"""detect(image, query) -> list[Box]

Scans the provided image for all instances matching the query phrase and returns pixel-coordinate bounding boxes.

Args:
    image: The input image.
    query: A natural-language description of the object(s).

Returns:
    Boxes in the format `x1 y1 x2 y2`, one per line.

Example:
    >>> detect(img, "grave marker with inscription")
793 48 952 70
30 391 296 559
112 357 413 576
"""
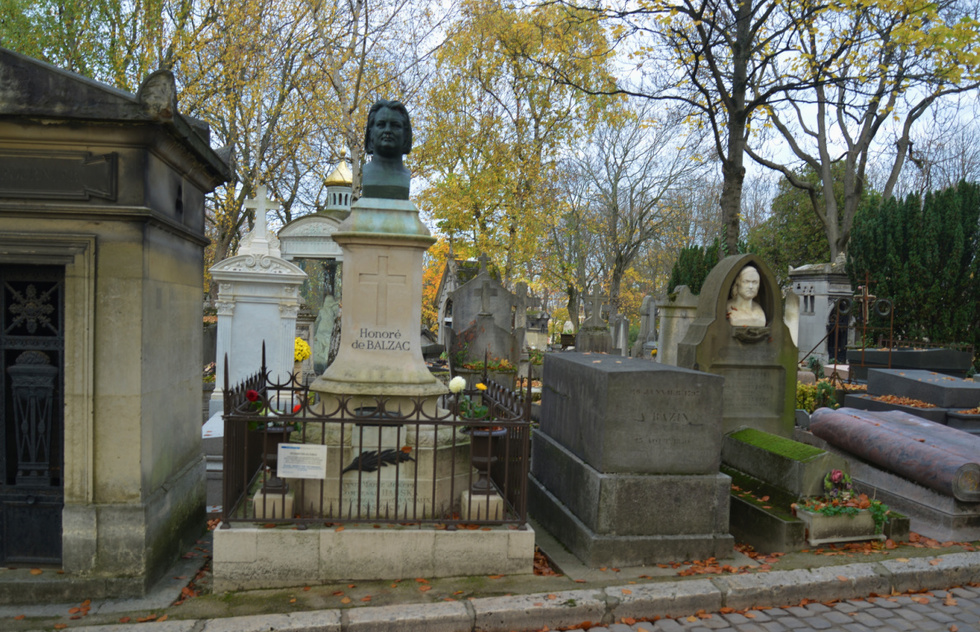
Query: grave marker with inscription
677 254 797 437
528 352 732 567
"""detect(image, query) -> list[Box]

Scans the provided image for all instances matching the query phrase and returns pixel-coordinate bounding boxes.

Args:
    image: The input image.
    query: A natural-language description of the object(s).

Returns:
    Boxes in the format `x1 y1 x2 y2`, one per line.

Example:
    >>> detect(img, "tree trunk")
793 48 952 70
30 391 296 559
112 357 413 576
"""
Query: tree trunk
720 157 745 255
567 285 580 333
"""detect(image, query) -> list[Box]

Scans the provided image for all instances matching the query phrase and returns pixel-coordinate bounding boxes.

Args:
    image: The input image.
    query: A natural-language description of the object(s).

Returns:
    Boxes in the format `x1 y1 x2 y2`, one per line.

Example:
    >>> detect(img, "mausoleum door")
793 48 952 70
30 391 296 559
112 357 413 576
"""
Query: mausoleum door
0 264 65 565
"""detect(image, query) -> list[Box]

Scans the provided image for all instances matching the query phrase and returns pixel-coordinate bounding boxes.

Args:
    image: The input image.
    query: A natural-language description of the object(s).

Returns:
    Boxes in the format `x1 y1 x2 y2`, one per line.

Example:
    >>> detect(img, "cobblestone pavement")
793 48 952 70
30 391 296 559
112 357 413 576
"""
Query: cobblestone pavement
584 585 980 632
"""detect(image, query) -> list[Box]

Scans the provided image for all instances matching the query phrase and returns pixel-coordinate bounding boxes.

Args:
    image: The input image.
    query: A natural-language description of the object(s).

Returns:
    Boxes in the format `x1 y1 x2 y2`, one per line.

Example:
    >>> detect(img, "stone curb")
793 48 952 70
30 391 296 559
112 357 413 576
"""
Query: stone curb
24 552 980 632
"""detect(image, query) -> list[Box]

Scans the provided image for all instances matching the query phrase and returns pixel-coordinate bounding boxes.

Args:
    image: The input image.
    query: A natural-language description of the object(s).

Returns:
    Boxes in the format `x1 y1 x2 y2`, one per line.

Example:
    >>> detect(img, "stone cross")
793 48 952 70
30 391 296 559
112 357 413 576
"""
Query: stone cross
240 184 281 257
359 255 407 327
514 282 528 330
477 252 491 275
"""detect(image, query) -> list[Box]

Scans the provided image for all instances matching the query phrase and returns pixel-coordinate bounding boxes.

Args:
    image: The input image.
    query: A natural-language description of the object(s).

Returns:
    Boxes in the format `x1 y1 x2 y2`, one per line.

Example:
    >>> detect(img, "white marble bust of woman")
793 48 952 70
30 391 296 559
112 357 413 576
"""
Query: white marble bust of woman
726 265 767 327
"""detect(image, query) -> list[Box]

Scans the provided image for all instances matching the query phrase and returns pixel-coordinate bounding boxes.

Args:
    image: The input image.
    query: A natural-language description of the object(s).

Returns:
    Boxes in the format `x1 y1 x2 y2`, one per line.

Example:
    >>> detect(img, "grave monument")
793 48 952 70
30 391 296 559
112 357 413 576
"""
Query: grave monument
677 254 797 436
575 292 612 353
305 100 465 517
529 353 733 566
788 254 852 364
208 186 307 416
657 285 697 365
0 49 230 600
212 100 533 587
309 101 446 406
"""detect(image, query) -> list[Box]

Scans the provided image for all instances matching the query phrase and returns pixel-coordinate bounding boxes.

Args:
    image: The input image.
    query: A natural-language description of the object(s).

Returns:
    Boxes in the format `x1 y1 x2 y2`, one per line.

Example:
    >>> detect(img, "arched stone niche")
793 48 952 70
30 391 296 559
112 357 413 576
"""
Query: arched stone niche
677 254 797 437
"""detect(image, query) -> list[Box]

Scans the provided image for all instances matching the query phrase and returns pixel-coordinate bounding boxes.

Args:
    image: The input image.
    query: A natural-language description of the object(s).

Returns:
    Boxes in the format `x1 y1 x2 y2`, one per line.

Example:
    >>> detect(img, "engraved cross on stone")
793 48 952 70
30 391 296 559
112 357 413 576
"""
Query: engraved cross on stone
479 280 498 315
360 255 407 327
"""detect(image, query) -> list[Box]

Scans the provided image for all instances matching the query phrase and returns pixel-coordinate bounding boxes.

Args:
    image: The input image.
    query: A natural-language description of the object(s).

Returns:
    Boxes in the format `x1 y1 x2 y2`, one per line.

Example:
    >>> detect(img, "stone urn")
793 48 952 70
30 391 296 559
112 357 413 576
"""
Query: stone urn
464 427 507 495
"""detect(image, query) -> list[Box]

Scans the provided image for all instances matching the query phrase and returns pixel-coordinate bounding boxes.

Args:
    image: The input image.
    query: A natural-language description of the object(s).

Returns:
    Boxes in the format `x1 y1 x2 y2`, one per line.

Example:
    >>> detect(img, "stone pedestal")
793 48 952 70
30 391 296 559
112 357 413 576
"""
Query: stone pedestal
310 197 447 413
460 491 505 521
293 422 470 520
307 196 458 519
252 489 294 520
657 286 698 366
529 353 732 567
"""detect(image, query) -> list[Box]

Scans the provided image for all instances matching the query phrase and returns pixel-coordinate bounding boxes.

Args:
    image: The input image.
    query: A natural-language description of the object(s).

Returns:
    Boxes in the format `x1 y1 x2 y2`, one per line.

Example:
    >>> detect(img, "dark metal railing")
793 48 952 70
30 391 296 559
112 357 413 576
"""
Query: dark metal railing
220 350 532 530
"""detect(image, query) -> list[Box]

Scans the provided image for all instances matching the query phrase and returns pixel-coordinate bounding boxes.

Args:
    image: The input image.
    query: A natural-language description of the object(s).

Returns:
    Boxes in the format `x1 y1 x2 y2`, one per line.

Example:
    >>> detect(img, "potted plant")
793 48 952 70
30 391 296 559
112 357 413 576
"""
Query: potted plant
792 469 892 546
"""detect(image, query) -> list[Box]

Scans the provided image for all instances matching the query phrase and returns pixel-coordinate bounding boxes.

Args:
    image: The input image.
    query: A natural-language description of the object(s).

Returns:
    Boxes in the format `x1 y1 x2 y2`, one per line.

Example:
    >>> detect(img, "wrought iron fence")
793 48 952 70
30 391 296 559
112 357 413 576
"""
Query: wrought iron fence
220 351 532 530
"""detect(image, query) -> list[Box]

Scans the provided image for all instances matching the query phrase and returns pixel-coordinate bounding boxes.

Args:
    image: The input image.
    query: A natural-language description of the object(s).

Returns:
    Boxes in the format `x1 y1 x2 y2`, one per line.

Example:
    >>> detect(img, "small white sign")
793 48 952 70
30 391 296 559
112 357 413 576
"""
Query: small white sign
277 443 327 479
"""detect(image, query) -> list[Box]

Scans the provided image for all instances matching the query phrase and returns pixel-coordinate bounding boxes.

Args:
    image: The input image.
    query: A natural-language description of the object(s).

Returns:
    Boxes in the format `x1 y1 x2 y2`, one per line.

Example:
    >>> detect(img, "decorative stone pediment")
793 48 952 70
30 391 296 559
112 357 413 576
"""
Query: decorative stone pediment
209 253 306 281
279 214 345 260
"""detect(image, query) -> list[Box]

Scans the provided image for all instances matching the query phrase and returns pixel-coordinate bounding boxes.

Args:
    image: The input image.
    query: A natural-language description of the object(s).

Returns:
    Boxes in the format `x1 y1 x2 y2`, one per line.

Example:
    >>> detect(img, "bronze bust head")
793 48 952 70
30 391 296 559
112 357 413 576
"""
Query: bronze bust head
361 100 412 200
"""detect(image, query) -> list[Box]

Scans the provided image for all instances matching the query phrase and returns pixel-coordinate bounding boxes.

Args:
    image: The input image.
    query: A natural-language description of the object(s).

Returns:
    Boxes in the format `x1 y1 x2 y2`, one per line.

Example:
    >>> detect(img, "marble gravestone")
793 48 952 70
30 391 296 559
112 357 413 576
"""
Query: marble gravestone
677 255 797 437
208 186 307 415
529 353 732 566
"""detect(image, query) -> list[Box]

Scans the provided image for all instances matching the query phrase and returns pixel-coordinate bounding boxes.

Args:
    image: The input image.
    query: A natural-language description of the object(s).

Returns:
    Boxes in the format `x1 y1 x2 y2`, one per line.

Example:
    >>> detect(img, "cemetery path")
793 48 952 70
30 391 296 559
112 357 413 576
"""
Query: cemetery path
2 526 979 632
585 587 980 631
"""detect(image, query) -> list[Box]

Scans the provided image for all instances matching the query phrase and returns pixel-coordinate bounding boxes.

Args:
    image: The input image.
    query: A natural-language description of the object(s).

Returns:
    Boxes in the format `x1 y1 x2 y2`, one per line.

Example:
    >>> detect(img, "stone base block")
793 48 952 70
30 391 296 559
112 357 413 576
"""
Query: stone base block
728 494 805 555
252 489 294 520
528 475 733 567
721 427 845 498
460 491 504 521
868 369 980 407
844 394 948 424
212 523 535 591
531 431 731 536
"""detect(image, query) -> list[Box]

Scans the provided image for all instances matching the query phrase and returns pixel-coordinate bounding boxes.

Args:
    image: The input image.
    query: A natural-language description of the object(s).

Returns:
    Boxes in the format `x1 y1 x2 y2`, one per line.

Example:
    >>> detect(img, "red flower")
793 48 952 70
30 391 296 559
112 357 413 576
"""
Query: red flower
246 389 260 402
830 469 843 483
292 403 302 413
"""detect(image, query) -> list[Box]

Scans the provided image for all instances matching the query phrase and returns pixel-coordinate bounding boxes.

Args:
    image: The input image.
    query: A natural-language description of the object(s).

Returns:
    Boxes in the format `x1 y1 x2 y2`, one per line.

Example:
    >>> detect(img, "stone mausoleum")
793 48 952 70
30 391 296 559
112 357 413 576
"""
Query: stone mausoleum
0 49 229 599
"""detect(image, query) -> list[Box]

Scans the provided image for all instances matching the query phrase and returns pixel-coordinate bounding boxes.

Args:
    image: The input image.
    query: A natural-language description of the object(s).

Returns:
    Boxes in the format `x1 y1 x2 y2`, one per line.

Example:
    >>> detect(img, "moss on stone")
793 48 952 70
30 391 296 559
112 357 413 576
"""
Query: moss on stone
728 427 824 462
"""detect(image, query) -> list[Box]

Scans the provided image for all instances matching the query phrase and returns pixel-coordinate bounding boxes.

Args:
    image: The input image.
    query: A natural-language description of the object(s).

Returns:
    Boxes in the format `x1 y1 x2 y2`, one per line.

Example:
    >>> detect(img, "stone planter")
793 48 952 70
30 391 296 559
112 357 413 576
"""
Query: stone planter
293 361 304 385
797 508 884 546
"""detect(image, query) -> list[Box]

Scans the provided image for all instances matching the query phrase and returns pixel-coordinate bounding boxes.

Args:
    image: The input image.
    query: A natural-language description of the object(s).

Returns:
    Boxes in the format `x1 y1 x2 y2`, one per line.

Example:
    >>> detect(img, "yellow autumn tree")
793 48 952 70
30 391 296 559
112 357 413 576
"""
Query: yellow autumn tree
414 0 617 287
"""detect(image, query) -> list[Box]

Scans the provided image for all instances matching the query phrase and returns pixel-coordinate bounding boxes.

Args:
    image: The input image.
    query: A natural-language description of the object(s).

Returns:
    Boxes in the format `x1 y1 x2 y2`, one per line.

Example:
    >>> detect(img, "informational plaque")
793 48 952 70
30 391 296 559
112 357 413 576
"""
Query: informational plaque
277 444 327 479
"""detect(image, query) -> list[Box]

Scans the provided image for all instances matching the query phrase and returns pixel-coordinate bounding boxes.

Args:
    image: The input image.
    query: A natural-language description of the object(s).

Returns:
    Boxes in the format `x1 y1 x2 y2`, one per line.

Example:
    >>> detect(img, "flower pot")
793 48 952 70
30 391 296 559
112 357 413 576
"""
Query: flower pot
797 508 883 546
465 427 507 495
